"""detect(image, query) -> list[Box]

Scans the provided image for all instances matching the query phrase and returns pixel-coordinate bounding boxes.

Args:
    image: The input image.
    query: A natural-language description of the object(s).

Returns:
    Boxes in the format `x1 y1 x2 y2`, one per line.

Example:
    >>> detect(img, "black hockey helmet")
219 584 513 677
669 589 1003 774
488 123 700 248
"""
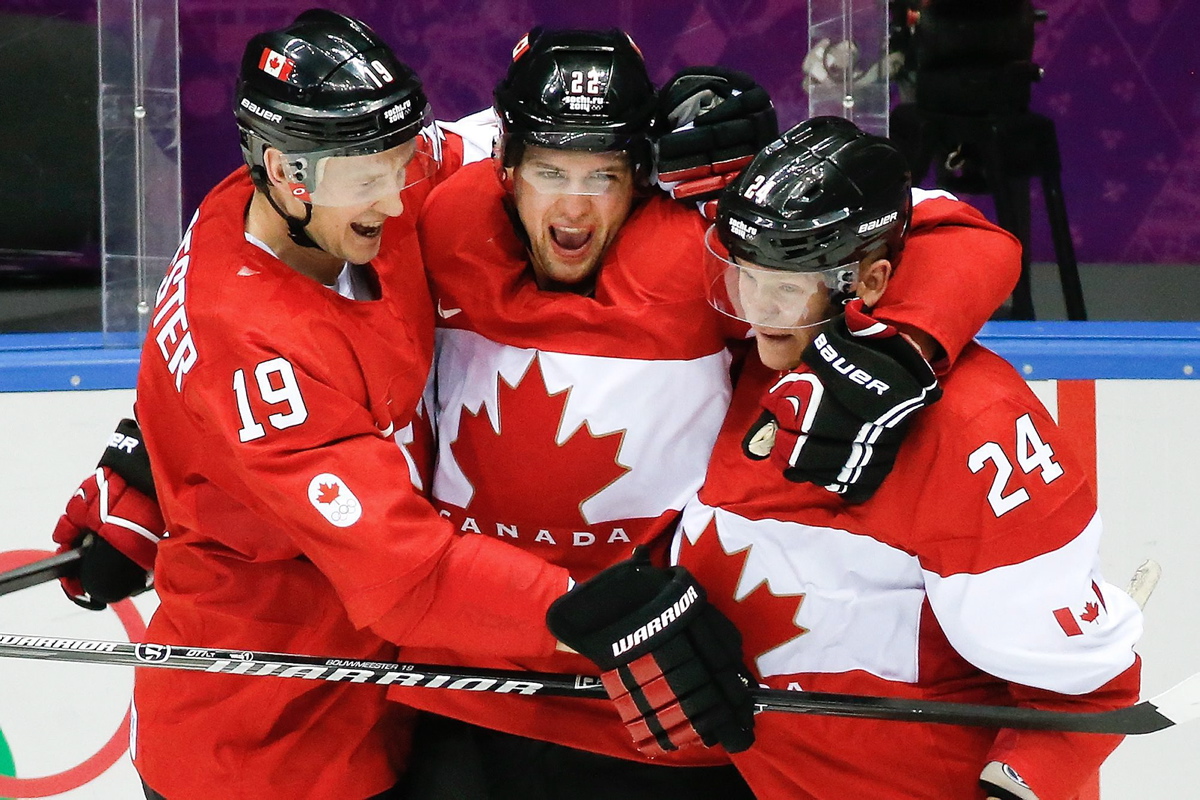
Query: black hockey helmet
234 9 431 199
716 116 912 272
704 117 912 330
493 27 657 185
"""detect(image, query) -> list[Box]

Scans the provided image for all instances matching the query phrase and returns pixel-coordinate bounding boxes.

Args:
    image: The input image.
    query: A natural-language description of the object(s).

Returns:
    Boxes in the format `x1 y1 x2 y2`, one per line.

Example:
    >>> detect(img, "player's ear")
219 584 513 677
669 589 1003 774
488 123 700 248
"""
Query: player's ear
261 148 289 188
856 257 892 306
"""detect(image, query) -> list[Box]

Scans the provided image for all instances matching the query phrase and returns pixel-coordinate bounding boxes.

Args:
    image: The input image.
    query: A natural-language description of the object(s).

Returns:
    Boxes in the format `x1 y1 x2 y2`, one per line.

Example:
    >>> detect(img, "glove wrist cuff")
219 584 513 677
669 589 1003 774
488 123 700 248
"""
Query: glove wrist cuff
98 419 156 499
593 570 705 668
549 565 707 671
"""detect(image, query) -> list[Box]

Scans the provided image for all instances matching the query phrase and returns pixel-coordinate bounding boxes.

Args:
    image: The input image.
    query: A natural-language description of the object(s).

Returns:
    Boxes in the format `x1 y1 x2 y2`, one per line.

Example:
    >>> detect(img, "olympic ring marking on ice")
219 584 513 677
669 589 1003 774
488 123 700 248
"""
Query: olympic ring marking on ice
0 550 147 798
0 725 16 791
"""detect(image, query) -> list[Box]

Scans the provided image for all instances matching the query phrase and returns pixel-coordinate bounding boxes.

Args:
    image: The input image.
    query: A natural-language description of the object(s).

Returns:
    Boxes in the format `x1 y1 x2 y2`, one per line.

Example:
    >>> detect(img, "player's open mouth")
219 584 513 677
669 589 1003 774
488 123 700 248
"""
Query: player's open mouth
350 222 383 239
550 225 593 257
754 329 794 342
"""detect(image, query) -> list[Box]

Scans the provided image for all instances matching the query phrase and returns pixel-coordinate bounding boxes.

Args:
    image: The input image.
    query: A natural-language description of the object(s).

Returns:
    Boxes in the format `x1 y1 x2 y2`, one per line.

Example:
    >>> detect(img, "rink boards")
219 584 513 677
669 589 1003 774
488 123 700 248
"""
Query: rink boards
0 322 1197 799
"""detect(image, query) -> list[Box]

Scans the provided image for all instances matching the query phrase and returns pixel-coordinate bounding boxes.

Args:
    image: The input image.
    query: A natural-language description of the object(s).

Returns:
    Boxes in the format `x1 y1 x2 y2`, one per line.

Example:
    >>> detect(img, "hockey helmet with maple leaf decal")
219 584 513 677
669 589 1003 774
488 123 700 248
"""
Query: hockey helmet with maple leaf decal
235 9 435 224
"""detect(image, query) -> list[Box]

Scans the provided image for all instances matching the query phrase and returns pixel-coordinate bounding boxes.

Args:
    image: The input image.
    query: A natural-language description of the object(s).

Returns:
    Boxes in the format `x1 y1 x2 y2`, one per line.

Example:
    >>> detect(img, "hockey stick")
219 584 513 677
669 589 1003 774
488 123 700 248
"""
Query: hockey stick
0 550 81 597
1125 558 1161 611
0 632 1195 736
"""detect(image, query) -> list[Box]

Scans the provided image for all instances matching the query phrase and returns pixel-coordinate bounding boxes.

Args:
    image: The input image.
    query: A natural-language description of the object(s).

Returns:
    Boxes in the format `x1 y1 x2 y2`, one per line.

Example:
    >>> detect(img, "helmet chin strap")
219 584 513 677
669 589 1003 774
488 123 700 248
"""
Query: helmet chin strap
263 187 322 250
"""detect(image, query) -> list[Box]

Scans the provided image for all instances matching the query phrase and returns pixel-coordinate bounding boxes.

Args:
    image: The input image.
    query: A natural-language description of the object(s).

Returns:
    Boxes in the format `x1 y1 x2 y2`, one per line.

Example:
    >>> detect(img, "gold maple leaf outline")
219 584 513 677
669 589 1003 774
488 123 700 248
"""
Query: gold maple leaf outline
452 353 634 521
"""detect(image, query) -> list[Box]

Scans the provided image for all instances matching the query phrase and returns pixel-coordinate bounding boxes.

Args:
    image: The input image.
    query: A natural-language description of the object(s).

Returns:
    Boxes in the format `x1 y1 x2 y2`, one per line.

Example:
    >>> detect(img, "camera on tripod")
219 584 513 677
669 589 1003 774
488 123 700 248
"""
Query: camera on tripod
888 0 1087 320
892 0 1045 116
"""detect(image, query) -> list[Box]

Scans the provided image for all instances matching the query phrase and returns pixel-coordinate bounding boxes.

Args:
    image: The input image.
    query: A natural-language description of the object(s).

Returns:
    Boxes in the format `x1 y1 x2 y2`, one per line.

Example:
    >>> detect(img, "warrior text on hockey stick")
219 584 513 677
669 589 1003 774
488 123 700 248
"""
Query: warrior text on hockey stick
0 632 1196 735
0 550 82 597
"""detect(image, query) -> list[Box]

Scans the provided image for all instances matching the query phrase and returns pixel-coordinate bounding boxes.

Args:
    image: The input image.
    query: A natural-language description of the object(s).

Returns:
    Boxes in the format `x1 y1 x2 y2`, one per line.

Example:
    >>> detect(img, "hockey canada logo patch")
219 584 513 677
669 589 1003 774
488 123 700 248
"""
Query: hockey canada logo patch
308 473 362 527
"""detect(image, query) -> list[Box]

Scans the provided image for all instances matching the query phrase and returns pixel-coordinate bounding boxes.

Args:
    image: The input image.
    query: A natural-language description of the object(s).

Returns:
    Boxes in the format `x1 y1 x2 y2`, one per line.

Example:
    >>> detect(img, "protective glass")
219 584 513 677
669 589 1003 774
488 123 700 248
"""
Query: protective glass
514 158 631 196
282 142 437 207
704 225 856 330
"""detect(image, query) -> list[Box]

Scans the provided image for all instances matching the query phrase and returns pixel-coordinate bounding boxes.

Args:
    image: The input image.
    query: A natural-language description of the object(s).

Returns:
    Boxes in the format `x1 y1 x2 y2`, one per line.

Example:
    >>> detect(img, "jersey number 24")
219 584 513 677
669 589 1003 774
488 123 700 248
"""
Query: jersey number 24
967 413 1064 517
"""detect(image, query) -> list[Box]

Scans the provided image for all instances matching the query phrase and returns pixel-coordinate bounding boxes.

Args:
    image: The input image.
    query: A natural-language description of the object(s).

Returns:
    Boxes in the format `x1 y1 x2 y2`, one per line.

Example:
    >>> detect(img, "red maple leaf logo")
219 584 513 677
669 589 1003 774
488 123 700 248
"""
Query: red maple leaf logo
1080 601 1100 624
450 356 629 527
679 520 807 672
268 54 282 70
317 483 340 504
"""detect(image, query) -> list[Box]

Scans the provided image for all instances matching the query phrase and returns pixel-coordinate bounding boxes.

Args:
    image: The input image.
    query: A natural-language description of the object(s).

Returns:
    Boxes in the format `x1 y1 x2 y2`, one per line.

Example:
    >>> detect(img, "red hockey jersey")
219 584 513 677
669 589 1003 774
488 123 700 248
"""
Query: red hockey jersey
133 168 569 800
385 164 1026 764
677 346 1143 799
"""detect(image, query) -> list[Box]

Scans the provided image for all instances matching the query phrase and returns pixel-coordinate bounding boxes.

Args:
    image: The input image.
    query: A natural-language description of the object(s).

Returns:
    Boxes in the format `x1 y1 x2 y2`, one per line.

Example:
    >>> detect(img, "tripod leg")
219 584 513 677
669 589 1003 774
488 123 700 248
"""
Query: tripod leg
891 103 936 184
1043 170 1087 320
1007 175 1035 320
986 134 1036 320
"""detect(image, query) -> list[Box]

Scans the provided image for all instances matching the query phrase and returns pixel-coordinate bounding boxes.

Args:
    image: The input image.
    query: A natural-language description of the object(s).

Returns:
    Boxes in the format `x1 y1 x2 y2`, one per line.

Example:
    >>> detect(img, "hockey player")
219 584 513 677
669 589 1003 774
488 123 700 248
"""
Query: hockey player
562 117 1143 799
386 27 1032 799
108 12 576 800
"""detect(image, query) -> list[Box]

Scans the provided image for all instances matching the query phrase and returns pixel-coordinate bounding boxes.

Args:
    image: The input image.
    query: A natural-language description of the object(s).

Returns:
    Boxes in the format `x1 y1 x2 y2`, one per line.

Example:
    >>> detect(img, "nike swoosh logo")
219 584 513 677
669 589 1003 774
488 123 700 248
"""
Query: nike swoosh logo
437 301 462 319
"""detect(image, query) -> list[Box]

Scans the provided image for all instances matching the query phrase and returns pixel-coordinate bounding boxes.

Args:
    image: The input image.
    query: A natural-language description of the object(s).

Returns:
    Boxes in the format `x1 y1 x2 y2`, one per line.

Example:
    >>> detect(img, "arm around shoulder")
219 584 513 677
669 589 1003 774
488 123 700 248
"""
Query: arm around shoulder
874 191 1022 368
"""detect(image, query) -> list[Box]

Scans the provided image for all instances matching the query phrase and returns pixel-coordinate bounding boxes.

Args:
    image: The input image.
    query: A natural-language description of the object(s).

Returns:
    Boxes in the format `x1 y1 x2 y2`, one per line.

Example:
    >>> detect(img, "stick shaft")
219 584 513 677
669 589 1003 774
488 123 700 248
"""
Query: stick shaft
0 550 81 597
0 633 1178 735
0 633 605 697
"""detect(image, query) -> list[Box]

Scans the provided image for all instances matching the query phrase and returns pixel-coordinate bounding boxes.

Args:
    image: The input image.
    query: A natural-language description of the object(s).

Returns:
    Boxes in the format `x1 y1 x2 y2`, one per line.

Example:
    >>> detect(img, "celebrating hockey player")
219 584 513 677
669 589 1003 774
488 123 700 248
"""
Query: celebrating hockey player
108 12 577 800
655 117 1140 799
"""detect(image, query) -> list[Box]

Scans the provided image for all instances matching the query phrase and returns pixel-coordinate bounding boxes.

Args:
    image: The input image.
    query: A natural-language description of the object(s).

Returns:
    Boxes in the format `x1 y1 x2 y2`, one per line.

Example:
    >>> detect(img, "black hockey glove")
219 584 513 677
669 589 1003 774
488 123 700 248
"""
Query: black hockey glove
746 300 942 504
51 418 161 609
546 549 755 756
654 66 778 207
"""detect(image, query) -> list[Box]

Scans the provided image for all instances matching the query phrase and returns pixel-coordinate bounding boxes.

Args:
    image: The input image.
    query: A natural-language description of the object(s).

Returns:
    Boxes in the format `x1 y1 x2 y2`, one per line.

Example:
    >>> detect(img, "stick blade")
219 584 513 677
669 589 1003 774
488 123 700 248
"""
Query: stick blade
1147 672 1200 727
1125 559 1162 611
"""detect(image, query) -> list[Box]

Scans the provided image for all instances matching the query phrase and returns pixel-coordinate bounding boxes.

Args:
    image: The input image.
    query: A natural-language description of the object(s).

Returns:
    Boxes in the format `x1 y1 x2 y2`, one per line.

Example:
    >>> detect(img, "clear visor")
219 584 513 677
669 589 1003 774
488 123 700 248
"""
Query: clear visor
282 140 437 207
703 225 857 330
514 158 630 196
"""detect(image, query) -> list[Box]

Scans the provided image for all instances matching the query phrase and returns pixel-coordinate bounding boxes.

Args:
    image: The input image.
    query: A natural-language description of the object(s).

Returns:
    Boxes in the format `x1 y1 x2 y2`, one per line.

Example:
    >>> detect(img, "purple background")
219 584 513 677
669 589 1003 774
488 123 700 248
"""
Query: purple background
6 0 1200 263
